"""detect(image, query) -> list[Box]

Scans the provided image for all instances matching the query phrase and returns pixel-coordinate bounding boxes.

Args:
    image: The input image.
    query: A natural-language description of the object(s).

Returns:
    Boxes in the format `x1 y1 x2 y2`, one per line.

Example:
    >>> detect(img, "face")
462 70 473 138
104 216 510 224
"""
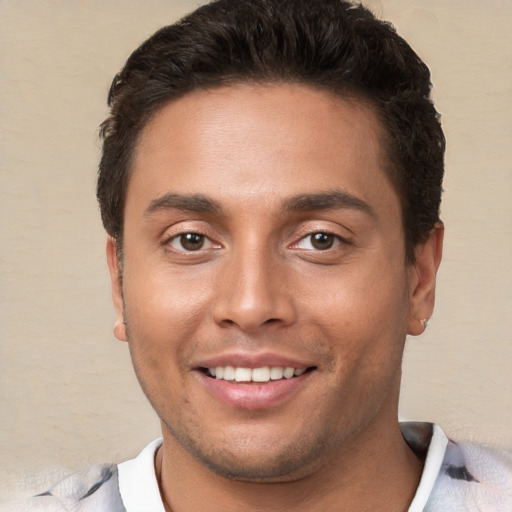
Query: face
108 84 440 481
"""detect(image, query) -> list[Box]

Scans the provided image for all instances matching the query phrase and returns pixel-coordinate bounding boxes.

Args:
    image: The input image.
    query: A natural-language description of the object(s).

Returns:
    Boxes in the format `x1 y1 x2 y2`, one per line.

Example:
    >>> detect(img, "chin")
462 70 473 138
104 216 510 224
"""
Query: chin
167 418 335 482
194 448 322 482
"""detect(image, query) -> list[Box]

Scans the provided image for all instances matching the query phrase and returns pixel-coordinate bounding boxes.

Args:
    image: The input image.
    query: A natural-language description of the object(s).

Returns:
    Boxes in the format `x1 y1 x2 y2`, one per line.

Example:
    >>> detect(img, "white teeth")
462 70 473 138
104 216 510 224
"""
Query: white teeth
252 367 271 382
223 366 235 381
283 367 294 379
235 367 252 382
211 366 306 382
270 367 284 380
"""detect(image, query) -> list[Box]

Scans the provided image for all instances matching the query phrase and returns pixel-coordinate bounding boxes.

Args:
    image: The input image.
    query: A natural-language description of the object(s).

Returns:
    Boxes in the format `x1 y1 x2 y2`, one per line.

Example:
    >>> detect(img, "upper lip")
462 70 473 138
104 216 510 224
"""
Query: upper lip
193 351 316 370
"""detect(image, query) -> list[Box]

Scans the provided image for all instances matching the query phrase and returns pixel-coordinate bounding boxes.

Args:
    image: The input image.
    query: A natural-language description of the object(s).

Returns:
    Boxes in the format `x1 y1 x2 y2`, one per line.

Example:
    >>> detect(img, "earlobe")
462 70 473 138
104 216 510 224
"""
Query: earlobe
407 222 444 336
106 237 128 342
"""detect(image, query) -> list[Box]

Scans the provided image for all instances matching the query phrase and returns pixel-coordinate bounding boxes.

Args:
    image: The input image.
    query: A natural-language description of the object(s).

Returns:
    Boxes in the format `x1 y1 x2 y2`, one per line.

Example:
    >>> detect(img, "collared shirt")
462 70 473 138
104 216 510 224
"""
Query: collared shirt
3 423 511 511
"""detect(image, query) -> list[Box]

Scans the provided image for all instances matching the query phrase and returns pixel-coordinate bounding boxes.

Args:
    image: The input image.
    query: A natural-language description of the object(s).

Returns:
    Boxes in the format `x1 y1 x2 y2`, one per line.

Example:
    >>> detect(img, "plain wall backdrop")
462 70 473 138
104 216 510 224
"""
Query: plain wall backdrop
1 0 511 500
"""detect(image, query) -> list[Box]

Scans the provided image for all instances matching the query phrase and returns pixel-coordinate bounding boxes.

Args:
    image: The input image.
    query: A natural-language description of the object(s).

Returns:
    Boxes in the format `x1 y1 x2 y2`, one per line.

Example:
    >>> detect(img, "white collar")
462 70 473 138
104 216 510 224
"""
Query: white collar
118 438 164 512
406 423 448 512
117 423 448 512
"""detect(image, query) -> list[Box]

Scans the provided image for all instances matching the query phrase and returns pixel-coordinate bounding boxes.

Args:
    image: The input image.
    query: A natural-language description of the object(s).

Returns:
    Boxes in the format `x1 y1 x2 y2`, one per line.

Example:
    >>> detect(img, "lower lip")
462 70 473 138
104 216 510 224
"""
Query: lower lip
197 372 311 410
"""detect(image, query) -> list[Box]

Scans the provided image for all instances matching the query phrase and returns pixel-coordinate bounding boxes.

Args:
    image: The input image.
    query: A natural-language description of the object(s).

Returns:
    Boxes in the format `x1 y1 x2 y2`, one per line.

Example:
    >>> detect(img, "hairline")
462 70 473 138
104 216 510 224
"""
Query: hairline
114 79 414 265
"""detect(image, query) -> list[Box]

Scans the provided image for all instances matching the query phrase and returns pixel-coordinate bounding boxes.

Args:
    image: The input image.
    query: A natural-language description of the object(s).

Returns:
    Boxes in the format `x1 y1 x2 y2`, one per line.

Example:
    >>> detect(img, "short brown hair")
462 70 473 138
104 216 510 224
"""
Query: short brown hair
97 0 445 262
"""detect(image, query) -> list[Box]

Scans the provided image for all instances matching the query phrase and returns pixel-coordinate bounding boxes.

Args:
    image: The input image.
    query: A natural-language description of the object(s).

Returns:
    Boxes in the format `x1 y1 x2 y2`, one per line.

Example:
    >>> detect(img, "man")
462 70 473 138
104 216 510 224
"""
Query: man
5 0 511 510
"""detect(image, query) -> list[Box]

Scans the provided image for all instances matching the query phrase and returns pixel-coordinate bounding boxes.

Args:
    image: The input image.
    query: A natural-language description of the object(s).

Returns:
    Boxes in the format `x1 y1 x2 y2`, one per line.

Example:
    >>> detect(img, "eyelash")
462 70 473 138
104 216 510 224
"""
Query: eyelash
291 231 347 251
164 230 347 253
165 232 218 252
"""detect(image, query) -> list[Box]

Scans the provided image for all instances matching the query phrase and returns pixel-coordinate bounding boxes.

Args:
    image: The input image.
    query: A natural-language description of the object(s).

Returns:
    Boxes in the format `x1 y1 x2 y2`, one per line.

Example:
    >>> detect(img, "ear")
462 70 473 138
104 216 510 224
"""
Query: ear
106 237 128 342
407 222 444 336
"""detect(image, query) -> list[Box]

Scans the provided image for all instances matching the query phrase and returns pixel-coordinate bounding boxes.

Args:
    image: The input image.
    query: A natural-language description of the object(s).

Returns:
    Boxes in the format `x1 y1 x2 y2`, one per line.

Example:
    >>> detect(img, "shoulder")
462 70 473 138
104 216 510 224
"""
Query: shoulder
0 464 126 512
426 439 512 511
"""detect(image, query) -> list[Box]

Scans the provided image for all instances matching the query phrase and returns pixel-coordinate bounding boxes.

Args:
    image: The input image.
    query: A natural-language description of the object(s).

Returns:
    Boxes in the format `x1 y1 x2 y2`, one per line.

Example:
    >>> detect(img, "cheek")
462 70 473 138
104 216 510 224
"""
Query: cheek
124 263 212 324
300 260 410 325
301 265 410 369
122 275 200 396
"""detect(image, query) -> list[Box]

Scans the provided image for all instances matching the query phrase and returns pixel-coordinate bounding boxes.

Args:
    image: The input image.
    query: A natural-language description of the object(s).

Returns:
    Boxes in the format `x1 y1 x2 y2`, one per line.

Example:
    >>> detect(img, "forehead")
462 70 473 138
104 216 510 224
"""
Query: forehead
128 83 398 217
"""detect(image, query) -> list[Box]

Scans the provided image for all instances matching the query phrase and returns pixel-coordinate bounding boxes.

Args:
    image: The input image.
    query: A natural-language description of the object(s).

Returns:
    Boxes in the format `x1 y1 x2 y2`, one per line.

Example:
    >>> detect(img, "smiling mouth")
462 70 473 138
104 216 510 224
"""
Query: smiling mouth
200 366 316 383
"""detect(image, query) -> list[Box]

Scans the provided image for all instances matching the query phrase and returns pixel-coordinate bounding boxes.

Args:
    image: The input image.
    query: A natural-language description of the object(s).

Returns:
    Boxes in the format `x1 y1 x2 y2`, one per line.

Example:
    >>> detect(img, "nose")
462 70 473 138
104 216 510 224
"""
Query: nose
212 246 296 332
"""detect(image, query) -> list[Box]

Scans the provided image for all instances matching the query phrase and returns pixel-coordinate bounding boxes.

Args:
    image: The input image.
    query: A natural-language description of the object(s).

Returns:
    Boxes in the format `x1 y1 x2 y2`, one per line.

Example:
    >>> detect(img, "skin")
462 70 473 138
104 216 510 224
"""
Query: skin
107 83 443 511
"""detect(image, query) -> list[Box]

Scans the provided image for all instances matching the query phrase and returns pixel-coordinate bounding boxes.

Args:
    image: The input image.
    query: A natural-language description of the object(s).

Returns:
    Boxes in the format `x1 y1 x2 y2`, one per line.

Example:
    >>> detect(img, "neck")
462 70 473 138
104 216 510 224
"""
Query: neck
155 420 424 512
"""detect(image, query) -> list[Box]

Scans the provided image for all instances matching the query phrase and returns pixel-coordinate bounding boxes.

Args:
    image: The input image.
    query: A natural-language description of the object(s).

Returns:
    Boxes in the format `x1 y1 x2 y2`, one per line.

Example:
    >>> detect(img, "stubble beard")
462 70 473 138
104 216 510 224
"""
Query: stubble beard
127 343 350 482
121 303 405 484
121 308 351 482
159 411 345 482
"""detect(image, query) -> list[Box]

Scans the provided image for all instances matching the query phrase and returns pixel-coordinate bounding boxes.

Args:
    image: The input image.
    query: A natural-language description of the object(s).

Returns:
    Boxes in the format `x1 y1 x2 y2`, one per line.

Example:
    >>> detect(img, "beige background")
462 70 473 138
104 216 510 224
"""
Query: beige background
1 0 511 500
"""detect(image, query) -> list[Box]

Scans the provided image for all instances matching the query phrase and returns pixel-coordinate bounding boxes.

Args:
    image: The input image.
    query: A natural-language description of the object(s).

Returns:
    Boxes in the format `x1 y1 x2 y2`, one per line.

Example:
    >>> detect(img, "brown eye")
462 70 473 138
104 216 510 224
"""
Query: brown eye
178 233 205 251
167 231 220 254
310 233 336 250
294 232 341 251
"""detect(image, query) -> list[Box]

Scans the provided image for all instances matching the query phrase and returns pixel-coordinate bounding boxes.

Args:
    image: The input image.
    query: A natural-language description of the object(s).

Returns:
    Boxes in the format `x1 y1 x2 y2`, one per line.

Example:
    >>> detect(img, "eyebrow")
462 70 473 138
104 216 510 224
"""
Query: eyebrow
145 193 222 216
144 190 375 218
283 191 375 217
